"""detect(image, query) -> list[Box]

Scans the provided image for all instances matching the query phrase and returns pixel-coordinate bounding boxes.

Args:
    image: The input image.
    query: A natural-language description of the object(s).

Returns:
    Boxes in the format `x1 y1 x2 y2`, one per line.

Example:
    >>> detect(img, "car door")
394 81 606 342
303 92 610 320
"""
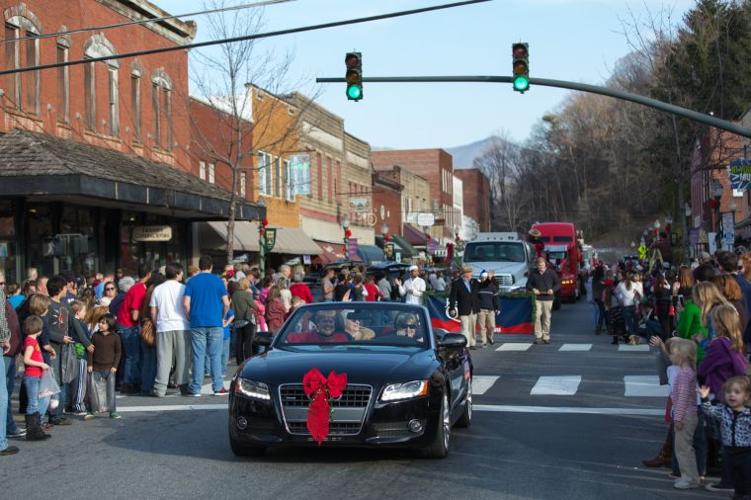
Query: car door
435 332 469 412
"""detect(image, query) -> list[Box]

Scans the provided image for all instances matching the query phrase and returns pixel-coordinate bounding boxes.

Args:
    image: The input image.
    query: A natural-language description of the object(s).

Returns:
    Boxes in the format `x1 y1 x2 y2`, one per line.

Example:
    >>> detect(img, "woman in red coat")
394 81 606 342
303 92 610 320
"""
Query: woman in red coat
289 272 313 304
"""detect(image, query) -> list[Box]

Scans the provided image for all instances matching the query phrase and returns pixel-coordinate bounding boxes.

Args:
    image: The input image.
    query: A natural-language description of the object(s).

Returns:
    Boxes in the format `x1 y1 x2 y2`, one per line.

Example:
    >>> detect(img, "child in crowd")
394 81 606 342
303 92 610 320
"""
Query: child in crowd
22 315 52 441
669 338 701 489
87 313 122 419
70 300 94 416
700 376 751 499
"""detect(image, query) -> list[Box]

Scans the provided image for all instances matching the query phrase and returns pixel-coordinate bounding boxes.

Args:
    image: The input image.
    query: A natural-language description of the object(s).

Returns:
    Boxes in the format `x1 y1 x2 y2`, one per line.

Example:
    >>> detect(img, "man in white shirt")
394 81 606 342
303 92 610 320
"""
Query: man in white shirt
149 263 192 397
398 265 427 305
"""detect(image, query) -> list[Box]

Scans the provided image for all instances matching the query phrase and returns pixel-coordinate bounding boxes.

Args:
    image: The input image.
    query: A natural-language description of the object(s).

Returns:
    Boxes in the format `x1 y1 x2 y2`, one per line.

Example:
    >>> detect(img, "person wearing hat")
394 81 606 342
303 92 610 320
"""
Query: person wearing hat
477 271 500 346
449 265 480 349
397 265 426 306
529 229 545 259
345 311 375 341
526 257 560 344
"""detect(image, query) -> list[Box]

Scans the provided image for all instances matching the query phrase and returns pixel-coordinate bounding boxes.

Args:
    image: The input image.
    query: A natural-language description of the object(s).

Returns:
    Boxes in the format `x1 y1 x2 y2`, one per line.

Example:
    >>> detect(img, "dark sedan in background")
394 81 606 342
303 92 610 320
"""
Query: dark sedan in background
229 302 472 458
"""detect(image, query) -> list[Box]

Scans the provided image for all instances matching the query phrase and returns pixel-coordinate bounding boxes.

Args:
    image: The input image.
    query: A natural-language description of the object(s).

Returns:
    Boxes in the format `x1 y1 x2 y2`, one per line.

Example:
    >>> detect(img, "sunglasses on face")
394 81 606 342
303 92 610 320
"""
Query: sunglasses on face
105 287 115 291
399 323 417 329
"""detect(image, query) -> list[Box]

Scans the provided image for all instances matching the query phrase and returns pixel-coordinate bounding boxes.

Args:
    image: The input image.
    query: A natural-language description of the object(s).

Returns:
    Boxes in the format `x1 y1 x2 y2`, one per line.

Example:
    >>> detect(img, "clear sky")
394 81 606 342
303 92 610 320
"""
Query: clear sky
153 0 696 149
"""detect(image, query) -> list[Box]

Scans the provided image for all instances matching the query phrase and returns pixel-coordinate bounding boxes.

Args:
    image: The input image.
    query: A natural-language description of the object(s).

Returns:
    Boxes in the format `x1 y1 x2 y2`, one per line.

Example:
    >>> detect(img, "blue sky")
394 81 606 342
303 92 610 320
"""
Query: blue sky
154 0 696 149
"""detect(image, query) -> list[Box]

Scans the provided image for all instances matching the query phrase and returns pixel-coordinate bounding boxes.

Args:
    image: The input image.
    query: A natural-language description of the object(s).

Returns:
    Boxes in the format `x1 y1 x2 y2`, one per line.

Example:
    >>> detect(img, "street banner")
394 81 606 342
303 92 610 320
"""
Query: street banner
426 295 534 334
264 229 277 252
347 238 359 260
729 159 751 191
722 212 735 251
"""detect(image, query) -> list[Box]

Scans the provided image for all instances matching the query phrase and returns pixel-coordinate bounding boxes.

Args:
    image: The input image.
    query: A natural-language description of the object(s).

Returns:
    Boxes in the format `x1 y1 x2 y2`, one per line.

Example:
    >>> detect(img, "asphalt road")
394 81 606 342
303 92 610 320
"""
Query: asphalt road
1 300 725 500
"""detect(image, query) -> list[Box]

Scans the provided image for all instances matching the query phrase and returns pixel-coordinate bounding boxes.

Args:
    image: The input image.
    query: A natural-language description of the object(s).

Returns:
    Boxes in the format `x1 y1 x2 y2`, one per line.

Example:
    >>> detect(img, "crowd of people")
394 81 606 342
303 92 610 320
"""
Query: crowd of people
0 257 465 456
589 250 751 495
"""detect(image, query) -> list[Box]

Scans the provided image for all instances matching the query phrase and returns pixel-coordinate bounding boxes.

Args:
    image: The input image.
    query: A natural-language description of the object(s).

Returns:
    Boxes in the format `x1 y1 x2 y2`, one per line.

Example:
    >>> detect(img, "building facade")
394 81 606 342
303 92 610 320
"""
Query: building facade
454 168 491 233
0 1 262 283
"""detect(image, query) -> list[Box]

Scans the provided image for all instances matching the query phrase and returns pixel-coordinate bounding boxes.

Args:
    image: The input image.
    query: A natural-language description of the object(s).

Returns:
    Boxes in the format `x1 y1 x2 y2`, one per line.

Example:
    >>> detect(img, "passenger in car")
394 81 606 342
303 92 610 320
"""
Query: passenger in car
286 310 352 344
394 312 423 341
345 311 375 341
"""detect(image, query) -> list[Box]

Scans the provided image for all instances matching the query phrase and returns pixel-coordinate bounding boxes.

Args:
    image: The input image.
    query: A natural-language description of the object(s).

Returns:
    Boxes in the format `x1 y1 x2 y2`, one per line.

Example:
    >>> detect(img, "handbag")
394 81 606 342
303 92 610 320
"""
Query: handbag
140 318 155 347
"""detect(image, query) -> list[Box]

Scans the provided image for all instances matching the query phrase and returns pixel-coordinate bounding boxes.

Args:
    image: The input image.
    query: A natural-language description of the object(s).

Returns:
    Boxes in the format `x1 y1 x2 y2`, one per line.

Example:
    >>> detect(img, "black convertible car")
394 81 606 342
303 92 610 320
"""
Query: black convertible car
229 302 473 458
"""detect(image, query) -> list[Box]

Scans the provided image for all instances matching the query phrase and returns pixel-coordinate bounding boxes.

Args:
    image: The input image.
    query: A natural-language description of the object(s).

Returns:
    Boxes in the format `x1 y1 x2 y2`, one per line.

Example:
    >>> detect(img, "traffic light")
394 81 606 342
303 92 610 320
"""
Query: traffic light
512 42 529 93
345 51 363 101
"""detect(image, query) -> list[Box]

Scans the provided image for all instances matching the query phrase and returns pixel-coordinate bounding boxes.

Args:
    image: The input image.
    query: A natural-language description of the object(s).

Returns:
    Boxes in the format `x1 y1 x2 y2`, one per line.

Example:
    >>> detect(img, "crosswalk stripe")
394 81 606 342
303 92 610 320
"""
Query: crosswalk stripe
558 343 592 352
472 375 500 395
473 404 663 416
618 344 651 352
530 376 581 395
623 375 670 397
496 343 532 352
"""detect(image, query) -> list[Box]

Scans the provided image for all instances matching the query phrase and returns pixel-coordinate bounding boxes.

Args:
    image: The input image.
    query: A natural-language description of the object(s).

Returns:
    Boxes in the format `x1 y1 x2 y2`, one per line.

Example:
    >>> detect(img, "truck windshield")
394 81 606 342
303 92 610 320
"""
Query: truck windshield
464 242 525 263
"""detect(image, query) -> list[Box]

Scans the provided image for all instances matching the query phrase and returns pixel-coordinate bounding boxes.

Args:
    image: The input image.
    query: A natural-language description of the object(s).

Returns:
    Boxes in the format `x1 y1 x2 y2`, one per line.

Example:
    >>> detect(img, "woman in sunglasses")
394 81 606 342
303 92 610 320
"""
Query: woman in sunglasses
98 282 118 307
394 312 421 339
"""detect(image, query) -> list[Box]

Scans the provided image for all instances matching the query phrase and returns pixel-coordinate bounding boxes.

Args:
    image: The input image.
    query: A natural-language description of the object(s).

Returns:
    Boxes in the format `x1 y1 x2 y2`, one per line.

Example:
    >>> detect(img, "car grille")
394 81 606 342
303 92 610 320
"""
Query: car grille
495 274 513 286
278 383 373 437
279 385 372 408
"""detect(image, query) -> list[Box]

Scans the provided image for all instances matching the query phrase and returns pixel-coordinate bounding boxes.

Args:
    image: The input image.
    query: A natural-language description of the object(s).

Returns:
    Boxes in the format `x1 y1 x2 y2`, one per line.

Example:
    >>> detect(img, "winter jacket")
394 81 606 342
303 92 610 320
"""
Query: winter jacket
701 402 751 448
265 298 286 334
477 280 500 311
4 299 22 356
676 299 707 362
697 336 748 402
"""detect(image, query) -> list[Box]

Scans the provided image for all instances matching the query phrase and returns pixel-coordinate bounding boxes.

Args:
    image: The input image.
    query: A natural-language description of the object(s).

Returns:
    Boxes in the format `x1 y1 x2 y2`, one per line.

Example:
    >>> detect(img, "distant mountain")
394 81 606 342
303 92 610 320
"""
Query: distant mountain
446 135 509 170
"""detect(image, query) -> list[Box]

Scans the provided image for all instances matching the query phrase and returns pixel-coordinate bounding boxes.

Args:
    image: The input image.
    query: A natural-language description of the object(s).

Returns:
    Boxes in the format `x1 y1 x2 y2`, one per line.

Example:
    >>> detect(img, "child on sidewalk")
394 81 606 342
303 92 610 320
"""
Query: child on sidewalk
70 300 94 416
22 315 52 441
669 338 701 489
700 376 751 499
87 314 121 419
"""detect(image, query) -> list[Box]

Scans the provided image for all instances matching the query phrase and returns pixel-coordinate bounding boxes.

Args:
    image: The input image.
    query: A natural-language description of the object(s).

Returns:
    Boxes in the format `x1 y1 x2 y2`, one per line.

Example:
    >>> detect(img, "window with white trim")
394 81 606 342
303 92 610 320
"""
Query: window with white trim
258 151 270 195
83 34 119 135
57 41 69 123
199 161 206 180
4 14 40 114
208 163 215 184
284 159 293 201
240 172 247 197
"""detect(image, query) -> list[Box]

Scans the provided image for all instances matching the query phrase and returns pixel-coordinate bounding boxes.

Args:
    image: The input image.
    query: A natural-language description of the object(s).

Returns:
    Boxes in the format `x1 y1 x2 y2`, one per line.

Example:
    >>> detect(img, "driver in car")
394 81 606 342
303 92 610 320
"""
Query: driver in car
345 311 375 341
286 310 352 344
394 312 423 341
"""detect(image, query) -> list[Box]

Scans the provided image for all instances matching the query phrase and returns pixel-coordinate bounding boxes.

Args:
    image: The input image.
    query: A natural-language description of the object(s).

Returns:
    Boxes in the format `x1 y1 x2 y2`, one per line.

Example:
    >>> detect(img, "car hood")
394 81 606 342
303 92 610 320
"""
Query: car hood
240 347 437 386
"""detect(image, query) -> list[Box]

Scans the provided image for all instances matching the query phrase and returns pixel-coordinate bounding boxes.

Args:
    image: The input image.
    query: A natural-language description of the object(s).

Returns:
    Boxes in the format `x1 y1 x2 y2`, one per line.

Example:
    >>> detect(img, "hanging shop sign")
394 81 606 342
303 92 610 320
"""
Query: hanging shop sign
132 226 172 242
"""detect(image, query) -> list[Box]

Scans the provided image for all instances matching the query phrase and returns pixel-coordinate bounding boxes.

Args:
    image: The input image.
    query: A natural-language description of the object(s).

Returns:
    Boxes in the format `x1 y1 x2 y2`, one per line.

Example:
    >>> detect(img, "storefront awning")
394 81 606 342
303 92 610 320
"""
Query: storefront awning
390 235 417 258
313 241 363 265
357 244 385 264
0 129 263 221
403 223 430 246
200 221 320 255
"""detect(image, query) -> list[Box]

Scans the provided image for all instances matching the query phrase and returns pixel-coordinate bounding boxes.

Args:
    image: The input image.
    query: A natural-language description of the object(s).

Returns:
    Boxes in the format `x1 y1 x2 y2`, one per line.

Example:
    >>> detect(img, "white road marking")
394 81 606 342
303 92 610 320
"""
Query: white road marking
473 404 663 416
472 375 500 395
618 344 651 352
496 343 533 352
558 343 592 352
118 404 227 413
624 375 670 397
530 376 582 396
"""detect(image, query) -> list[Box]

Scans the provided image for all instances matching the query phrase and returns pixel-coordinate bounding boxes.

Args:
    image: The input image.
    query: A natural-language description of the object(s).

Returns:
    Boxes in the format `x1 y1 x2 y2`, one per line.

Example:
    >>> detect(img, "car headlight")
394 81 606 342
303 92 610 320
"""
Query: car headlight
380 380 429 402
235 378 271 400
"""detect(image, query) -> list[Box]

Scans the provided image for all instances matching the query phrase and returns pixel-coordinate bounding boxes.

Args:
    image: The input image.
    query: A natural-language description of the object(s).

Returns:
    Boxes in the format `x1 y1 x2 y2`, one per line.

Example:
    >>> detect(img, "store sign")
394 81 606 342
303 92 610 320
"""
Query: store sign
132 225 172 242
729 159 751 191
417 213 435 227
264 228 277 252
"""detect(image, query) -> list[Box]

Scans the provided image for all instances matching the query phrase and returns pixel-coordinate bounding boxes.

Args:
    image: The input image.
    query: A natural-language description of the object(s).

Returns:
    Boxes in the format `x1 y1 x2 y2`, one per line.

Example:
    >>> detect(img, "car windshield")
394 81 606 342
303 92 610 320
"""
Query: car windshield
277 304 429 348
463 242 525 263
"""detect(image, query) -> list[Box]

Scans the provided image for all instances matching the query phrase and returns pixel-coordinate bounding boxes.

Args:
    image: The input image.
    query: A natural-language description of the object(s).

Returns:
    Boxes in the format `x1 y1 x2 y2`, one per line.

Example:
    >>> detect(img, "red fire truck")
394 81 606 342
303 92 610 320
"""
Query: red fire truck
530 222 582 303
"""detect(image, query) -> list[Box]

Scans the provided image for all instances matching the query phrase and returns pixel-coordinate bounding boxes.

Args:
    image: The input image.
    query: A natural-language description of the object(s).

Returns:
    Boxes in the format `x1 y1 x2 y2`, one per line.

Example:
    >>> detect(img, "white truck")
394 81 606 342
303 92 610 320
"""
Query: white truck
462 232 536 293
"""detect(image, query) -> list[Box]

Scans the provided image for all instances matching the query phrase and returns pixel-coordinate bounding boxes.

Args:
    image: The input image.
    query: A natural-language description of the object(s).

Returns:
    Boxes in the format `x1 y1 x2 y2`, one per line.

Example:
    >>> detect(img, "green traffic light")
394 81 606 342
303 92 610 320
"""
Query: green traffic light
513 76 529 92
347 84 363 100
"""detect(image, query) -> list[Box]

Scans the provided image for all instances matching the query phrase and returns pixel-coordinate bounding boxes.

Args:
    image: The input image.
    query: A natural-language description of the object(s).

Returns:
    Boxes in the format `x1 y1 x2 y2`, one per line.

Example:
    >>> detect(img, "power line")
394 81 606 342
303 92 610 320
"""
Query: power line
0 0 491 76
0 0 295 46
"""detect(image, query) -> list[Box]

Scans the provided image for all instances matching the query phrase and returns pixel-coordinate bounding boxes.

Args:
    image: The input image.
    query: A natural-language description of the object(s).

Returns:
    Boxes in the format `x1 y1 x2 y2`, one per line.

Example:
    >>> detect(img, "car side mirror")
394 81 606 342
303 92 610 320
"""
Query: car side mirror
255 333 273 348
437 333 467 349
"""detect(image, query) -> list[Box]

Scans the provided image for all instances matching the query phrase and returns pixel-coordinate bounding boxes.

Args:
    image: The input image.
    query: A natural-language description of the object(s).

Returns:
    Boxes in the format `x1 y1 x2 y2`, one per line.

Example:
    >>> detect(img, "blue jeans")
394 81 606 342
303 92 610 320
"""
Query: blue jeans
118 326 141 385
189 327 224 394
222 336 230 377
140 344 156 395
0 355 7 451
4 355 18 435
23 376 50 417
622 305 637 334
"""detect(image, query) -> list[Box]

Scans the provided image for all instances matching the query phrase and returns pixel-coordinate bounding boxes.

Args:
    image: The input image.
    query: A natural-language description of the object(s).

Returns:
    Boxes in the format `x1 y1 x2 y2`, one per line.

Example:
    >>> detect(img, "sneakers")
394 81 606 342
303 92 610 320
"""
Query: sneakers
673 479 699 489
0 446 19 456
543 339 551 344
84 413 96 421
705 482 734 492
109 412 121 419
7 428 26 439
213 388 229 396
187 391 201 397
49 416 72 426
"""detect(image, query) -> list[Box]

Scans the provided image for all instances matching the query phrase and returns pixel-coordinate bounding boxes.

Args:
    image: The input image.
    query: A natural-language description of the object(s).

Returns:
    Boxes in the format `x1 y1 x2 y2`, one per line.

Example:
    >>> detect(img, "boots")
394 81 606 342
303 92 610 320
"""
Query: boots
25 413 51 441
642 427 672 467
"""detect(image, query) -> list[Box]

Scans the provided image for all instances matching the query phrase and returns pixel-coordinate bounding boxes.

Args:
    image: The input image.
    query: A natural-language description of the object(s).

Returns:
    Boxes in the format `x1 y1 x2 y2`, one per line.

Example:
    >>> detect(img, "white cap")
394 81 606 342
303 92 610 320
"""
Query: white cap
480 271 489 278
409 265 419 272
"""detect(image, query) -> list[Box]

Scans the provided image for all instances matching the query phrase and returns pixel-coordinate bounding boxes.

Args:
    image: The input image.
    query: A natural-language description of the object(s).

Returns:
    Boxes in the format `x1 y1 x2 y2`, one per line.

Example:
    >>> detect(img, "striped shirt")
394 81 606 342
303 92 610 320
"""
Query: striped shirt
671 366 698 422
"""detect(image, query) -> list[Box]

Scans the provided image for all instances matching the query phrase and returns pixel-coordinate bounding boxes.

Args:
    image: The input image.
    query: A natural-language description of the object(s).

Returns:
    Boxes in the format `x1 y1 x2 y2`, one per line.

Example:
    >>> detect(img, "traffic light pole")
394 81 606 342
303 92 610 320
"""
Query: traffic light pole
315 75 751 139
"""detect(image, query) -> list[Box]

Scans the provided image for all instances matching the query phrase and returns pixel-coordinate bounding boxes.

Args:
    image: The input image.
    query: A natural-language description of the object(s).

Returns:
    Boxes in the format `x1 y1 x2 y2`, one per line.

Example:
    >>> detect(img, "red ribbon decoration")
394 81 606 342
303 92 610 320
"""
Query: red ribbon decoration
302 368 348 445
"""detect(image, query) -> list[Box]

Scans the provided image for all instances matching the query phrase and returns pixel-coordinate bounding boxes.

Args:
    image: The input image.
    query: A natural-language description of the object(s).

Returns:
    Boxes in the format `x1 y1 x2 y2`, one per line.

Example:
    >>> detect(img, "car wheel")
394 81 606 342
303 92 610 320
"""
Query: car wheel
420 390 450 459
455 379 472 428
230 434 265 457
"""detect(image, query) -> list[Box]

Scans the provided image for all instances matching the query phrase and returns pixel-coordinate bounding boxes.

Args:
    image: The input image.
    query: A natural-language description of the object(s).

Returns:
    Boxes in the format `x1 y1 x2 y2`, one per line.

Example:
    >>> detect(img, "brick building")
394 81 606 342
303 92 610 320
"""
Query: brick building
0 1 262 282
372 149 457 245
454 168 491 233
